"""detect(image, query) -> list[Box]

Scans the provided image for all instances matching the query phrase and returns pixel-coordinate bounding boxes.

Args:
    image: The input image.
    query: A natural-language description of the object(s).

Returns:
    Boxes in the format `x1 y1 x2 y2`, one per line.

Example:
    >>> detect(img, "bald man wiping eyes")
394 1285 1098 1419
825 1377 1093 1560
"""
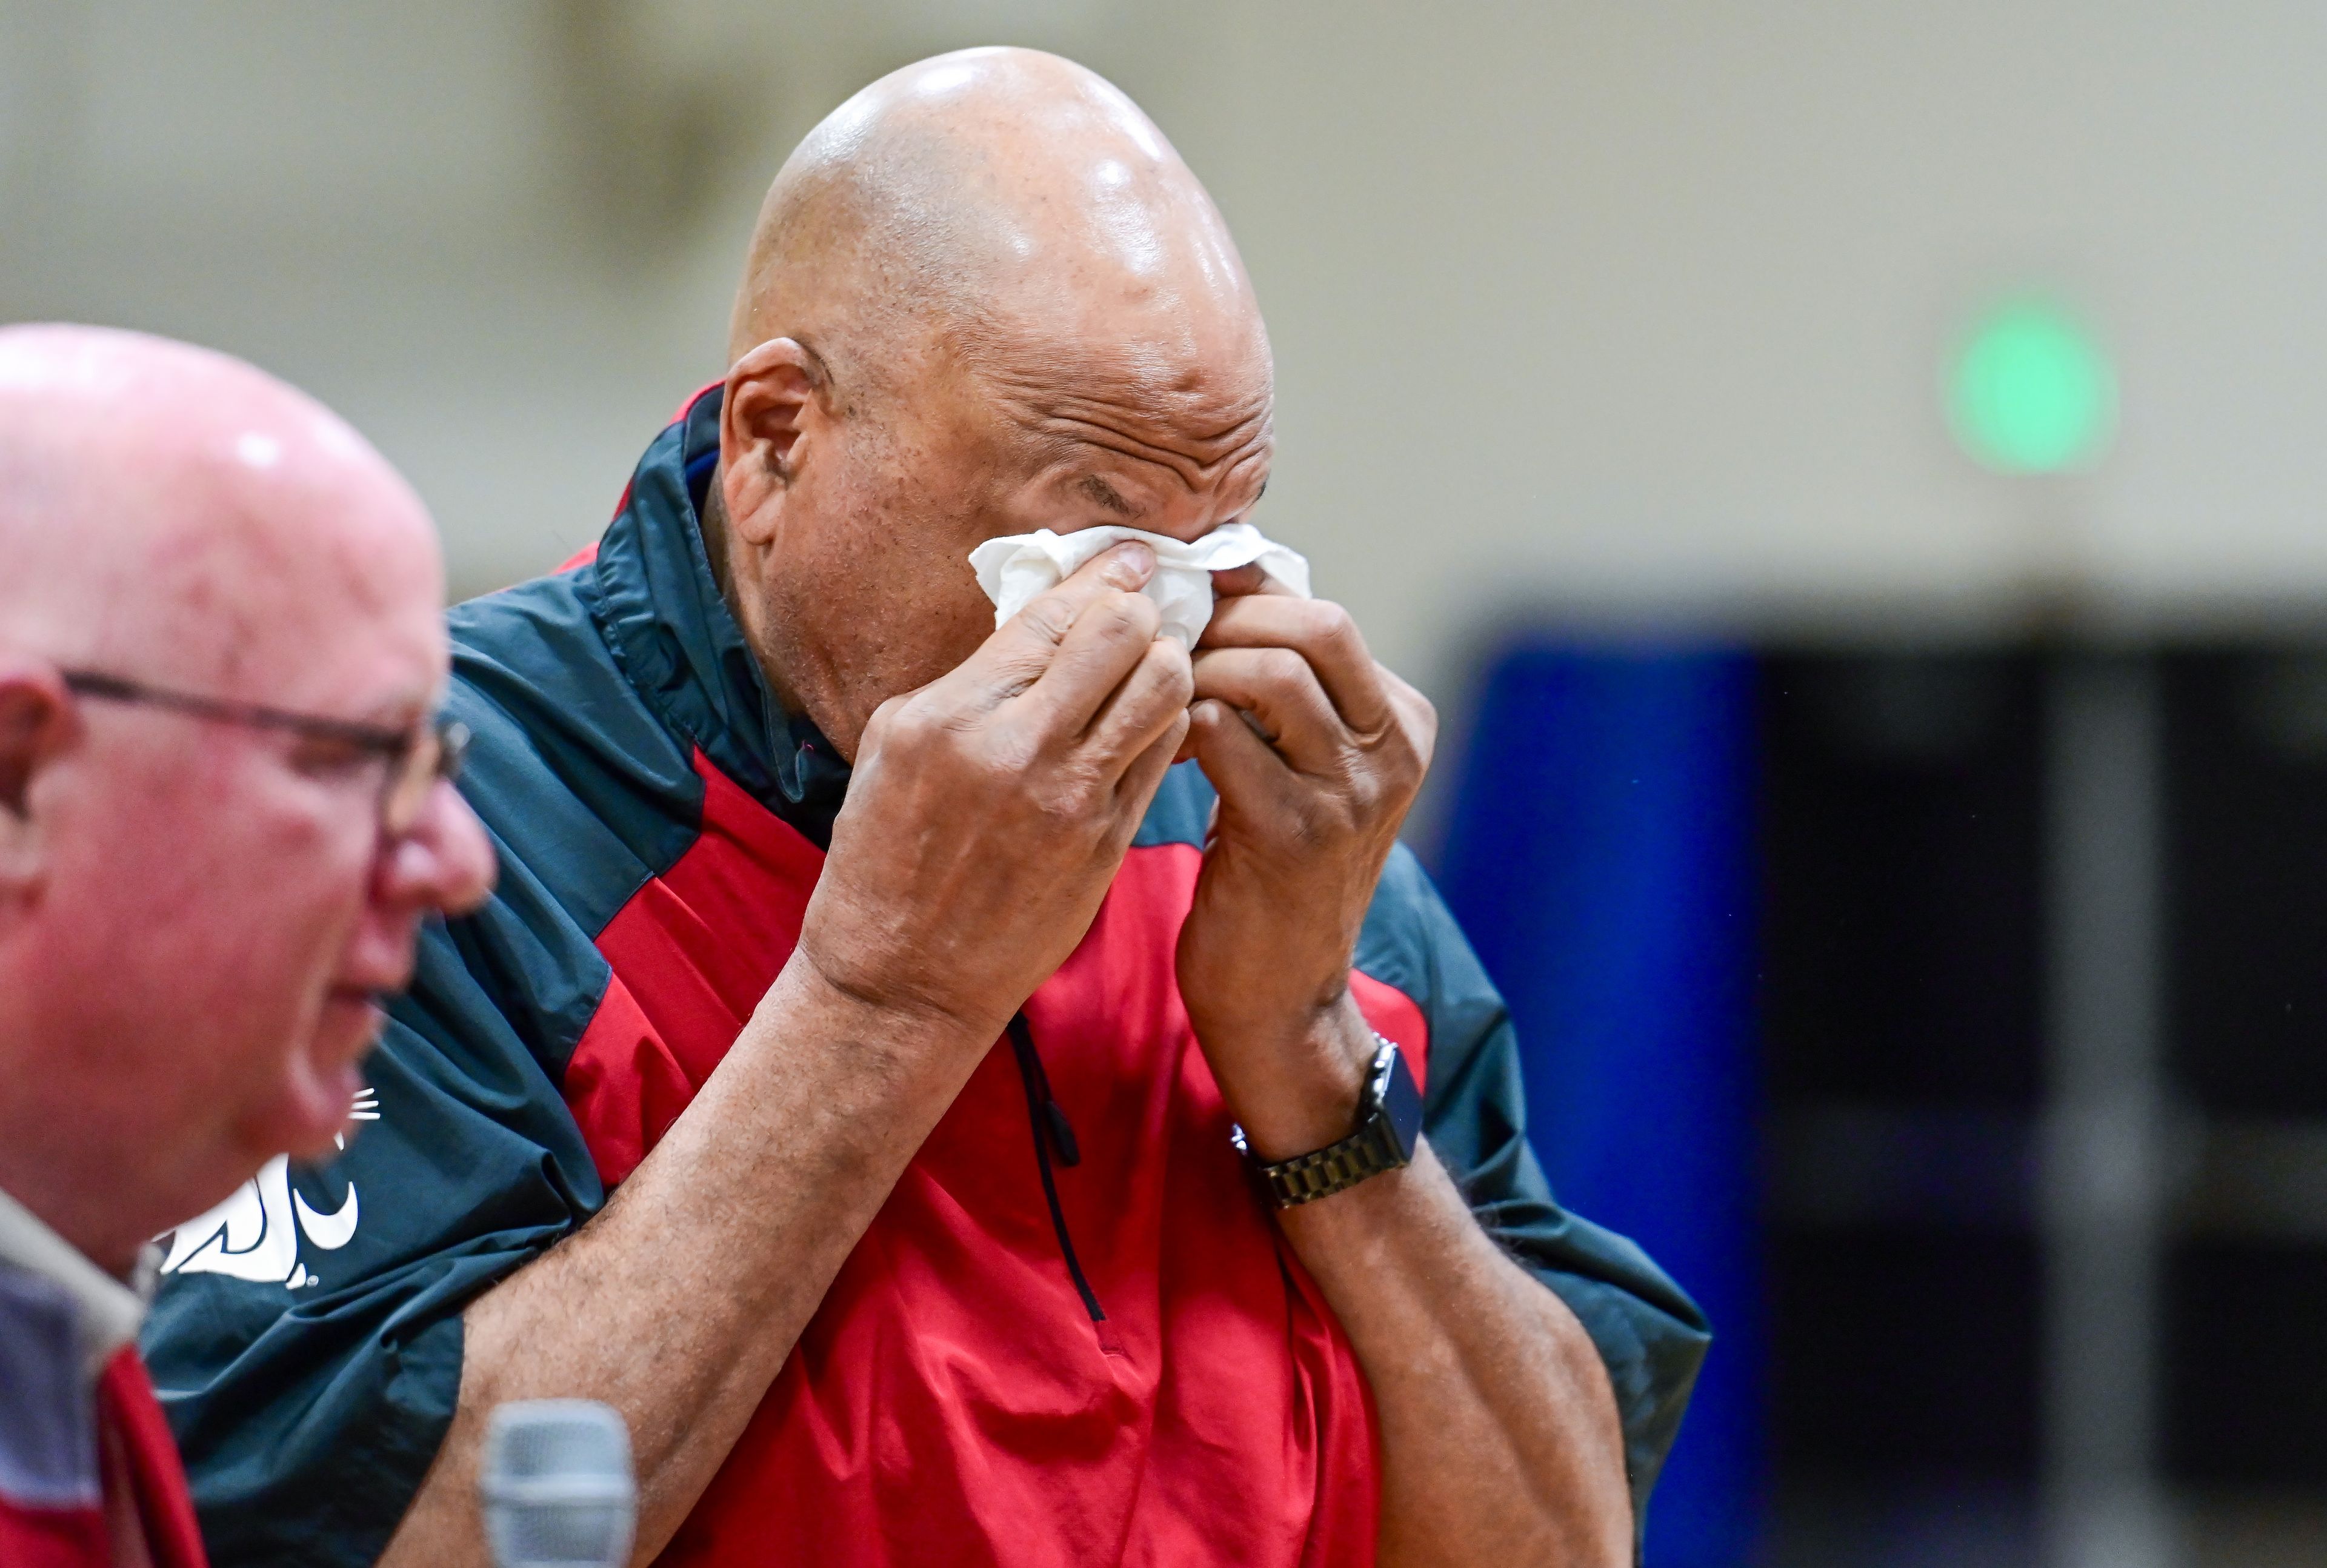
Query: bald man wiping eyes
144 48 1708 1568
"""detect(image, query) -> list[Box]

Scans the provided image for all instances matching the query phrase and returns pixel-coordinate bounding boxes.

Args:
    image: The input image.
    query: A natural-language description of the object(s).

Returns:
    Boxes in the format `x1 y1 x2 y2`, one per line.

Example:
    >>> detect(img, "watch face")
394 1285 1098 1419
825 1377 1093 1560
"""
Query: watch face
1379 1040 1425 1160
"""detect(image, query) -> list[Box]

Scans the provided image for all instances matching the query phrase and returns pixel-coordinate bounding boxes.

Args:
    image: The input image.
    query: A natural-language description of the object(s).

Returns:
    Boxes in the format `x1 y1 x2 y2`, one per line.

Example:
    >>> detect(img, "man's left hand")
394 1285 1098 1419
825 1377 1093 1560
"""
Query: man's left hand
1176 568 1436 1161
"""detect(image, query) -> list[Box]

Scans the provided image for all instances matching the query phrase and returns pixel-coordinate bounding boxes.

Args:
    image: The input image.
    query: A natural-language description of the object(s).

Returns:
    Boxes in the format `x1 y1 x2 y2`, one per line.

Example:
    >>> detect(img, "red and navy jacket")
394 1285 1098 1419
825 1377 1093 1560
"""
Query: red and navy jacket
144 389 1708 1567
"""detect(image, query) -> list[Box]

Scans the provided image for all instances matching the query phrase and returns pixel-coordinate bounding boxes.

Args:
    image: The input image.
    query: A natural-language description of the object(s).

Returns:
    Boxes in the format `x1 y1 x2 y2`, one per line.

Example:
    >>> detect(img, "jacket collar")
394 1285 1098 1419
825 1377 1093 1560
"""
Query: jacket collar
0 1184 147 1377
588 386 851 845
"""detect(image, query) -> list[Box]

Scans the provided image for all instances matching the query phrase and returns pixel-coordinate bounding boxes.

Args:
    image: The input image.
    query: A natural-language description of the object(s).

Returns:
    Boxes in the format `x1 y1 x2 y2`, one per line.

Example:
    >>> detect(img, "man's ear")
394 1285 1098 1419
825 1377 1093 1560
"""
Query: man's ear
0 663 72 894
719 337 826 550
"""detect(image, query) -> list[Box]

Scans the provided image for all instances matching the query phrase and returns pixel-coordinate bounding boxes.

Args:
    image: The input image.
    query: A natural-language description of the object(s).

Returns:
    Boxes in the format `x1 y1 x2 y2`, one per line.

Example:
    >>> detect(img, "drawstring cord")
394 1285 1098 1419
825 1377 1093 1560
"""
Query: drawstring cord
1007 1014 1105 1323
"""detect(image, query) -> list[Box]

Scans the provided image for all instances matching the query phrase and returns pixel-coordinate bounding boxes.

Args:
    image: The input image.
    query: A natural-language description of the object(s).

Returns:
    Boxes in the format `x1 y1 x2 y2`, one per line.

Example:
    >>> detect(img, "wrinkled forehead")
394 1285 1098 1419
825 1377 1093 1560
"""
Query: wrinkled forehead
973 307 1276 515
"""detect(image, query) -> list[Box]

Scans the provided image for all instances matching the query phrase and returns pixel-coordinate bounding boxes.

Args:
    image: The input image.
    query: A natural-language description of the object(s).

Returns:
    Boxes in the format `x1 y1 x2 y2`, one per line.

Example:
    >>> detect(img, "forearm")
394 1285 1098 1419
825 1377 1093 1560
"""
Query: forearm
1180 583 1629 1557
378 962 991 1567
1279 1147 1632 1568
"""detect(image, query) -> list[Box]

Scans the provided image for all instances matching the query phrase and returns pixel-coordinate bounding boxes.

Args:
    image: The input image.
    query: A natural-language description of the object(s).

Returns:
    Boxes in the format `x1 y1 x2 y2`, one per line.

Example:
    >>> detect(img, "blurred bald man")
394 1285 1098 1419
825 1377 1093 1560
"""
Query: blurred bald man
147 50 1705 1568
0 326 493 1568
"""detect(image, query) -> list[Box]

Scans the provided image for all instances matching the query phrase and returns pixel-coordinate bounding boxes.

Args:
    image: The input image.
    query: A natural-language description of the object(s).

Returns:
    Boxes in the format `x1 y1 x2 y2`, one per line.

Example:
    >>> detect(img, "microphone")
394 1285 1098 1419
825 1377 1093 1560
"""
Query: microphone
479 1400 638 1568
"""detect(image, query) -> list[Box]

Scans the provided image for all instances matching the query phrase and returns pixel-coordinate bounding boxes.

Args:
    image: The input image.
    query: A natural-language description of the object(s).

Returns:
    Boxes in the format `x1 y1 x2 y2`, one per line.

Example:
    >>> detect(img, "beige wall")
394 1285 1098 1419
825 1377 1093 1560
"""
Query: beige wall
7 0 2326 703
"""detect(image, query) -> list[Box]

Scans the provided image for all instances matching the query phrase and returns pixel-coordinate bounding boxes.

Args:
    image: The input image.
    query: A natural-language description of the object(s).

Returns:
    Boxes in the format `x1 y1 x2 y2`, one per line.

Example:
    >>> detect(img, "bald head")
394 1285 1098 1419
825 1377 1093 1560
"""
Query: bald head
0 325 442 705
729 47 1269 415
714 51 1276 760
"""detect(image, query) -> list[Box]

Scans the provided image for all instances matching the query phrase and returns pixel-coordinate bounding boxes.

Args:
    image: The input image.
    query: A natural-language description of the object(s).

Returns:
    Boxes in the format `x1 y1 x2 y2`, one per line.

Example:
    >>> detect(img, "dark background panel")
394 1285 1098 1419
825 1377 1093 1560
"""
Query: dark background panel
2165 651 2327 1115
2164 1241 2327 1486
1760 653 2046 1108
1768 1225 2042 1479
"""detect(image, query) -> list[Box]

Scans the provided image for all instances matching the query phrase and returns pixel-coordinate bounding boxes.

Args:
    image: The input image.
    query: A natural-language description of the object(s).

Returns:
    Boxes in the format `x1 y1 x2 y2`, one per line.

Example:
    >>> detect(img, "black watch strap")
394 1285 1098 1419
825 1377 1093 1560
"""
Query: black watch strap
1237 1034 1425 1209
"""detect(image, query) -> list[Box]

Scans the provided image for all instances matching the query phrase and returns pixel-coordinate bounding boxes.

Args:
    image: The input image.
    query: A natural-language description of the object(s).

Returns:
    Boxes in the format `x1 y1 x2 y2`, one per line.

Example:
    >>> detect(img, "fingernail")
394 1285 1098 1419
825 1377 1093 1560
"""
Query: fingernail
1102 541 1154 585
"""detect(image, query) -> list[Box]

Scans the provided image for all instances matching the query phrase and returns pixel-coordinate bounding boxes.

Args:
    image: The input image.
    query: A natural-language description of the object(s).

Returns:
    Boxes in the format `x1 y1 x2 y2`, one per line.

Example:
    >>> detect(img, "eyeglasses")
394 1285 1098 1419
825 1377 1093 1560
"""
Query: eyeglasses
61 669 470 839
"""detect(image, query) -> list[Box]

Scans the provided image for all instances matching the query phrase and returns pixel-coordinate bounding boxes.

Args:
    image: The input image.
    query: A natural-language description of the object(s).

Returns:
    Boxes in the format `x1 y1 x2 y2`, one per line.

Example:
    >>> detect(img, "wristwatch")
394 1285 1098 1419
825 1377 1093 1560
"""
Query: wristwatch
1234 1032 1425 1208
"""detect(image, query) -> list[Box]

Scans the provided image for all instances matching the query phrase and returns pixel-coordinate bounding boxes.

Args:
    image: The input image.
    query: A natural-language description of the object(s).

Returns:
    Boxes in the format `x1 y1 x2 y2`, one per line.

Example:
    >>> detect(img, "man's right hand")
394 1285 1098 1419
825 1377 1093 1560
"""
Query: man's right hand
795 540 1192 1040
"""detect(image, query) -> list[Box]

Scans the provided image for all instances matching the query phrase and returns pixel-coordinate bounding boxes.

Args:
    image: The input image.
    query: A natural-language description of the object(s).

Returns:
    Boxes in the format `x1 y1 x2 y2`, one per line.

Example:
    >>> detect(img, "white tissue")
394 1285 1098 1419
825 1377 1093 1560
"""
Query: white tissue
967 523 1310 649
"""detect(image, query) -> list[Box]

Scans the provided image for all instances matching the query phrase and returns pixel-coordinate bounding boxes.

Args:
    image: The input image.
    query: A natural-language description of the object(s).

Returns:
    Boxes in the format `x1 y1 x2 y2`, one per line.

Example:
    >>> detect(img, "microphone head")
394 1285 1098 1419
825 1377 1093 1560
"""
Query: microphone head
479 1400 637 1568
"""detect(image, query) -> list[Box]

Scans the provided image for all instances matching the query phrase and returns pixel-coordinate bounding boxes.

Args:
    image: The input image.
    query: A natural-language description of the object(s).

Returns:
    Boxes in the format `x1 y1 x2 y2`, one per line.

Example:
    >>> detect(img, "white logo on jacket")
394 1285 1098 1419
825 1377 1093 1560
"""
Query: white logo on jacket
158 1086 378 1288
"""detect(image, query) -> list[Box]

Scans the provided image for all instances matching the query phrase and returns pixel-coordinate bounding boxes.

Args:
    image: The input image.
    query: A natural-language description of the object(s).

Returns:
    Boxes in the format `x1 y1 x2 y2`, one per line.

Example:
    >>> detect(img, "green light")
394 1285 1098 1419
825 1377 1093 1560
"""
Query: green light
1946 300 2116 474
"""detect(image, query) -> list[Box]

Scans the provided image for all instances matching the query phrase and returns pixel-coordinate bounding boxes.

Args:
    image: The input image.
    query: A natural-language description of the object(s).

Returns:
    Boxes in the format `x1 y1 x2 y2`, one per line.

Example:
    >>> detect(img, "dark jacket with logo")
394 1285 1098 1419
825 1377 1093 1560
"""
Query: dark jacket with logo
143 388 1709 1567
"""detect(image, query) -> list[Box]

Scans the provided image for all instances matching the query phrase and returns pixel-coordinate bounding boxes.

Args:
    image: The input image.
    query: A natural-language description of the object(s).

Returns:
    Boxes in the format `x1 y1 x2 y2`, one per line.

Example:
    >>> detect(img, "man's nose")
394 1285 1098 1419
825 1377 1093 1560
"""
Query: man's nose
380 779 496 916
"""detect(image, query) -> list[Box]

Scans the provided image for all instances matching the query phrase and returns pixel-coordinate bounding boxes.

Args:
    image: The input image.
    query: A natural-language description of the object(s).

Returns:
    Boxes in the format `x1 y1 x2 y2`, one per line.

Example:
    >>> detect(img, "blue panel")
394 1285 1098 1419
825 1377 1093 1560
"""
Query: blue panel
1434 642 1762 1568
